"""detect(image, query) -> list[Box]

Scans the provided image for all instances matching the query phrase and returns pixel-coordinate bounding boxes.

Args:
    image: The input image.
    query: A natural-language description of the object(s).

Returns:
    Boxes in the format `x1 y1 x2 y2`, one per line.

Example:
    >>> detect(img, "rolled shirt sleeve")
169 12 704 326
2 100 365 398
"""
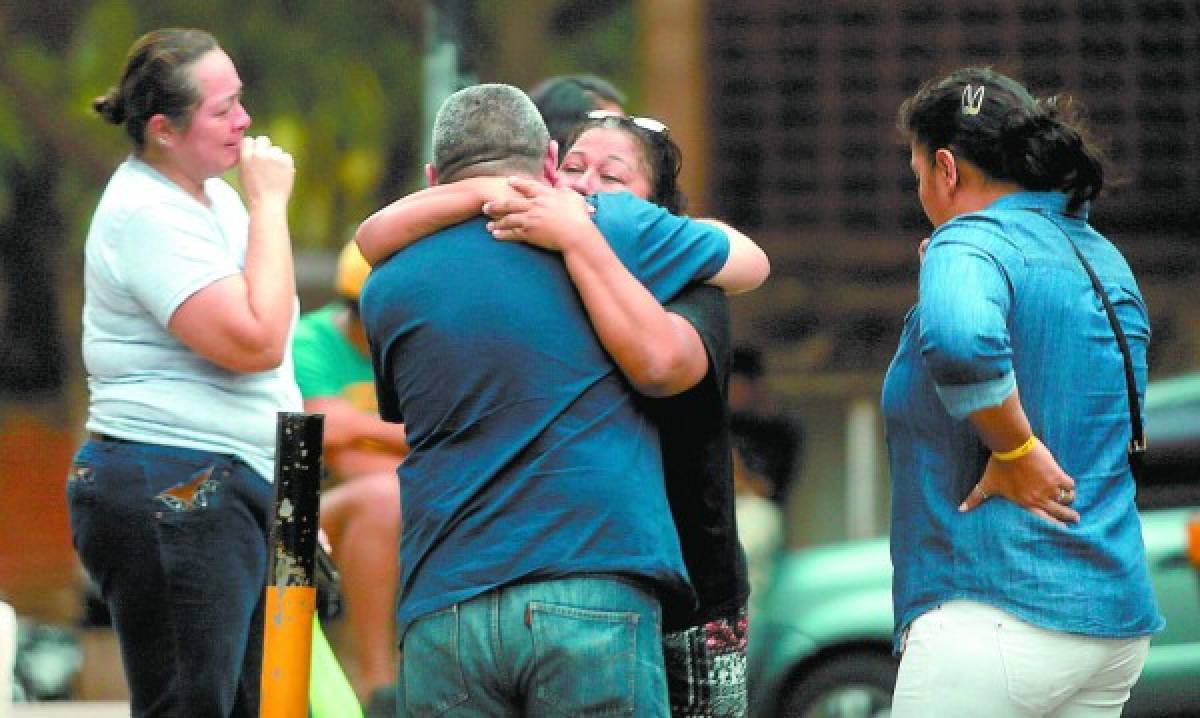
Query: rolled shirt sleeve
917 214 1021 418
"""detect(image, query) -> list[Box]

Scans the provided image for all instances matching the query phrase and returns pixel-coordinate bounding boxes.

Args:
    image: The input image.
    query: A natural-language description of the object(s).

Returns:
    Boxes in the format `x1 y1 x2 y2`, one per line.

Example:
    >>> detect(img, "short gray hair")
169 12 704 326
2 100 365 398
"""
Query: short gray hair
432 84 550 183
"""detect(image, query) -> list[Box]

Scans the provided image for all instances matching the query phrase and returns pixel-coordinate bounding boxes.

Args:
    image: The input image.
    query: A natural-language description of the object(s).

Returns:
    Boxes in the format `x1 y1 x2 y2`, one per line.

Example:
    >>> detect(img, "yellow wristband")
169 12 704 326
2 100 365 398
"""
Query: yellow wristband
992 435 1038 461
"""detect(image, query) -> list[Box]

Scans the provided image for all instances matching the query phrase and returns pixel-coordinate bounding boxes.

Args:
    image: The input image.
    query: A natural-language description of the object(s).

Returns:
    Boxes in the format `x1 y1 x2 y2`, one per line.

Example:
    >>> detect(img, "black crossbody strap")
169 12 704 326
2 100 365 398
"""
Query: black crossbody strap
1032 210 1146 480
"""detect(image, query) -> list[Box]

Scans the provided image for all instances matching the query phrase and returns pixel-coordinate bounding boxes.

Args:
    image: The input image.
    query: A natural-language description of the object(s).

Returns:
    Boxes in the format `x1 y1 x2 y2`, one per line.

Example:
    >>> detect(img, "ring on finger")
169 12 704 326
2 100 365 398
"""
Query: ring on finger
973 484 989 500
1058 487 1070 503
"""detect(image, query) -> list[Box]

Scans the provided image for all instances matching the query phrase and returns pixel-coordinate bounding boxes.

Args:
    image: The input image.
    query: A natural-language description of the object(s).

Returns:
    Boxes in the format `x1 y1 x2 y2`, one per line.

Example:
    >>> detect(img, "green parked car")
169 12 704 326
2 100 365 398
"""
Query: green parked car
748 373 1200 717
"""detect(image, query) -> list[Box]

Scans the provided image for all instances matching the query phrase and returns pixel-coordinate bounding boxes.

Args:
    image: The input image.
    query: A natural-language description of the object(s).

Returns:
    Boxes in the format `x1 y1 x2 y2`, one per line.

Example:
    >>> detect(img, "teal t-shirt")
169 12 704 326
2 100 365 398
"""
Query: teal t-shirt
362 190 731 635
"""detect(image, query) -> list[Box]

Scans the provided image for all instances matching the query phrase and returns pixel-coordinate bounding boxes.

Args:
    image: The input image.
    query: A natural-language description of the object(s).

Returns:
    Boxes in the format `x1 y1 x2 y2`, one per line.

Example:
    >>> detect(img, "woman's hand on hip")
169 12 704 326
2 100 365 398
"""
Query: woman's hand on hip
959 440 1080 527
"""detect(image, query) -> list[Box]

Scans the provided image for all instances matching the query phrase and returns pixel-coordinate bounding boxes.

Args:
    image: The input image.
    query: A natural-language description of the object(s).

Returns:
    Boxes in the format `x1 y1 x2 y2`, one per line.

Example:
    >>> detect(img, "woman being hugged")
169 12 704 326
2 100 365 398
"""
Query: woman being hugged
357 109 765 717
883 66 1162 717
489 114 757 716
70 28 298 717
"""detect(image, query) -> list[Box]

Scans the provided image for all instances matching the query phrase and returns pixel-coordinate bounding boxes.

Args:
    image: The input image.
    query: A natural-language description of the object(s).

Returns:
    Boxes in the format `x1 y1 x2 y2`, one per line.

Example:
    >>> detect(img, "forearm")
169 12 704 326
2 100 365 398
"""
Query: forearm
699 219 770 294
962 386 1078 525
241 200 296 355
357 179 506 265
561 229 707 397
967 388 1034 453
356 418 408 454
306 398 409 455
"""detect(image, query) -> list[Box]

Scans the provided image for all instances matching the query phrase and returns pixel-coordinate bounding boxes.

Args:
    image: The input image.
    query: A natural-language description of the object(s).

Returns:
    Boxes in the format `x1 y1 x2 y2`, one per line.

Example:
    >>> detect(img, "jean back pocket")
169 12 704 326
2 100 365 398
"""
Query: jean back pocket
529 602 637 716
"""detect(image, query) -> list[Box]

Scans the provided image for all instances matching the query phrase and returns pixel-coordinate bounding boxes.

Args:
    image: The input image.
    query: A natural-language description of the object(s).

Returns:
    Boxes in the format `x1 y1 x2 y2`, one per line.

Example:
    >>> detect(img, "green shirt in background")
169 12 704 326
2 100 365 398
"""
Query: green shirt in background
292 303 377 410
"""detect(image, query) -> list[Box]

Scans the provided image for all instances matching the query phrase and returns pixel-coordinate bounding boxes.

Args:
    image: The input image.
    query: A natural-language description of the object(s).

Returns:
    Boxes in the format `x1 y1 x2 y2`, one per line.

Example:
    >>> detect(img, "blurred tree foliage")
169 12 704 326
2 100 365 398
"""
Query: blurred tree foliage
0 0 427 250
0 0 429 398
0 0 636 401
0 0 634 252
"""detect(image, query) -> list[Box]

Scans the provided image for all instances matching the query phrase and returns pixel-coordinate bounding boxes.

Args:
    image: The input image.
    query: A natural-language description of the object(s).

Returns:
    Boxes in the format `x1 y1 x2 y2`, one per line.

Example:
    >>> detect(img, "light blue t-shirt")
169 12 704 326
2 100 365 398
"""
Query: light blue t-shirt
82 156 302 481
882 191 1163 651
361 190 730 634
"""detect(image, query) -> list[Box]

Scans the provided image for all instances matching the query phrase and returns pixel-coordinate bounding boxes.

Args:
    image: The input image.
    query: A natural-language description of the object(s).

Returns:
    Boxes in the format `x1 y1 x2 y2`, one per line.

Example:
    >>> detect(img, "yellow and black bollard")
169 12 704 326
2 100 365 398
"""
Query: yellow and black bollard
260 411 324 718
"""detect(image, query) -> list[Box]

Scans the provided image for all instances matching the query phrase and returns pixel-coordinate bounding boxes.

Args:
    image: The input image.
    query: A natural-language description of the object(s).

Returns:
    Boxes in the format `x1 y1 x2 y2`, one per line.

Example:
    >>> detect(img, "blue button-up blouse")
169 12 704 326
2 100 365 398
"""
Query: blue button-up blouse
881 191 1164 652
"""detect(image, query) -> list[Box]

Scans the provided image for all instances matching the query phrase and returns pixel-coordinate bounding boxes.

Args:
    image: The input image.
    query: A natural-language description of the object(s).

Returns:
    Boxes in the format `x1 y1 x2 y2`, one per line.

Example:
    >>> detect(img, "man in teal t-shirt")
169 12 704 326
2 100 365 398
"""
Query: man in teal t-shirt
293 242 407 716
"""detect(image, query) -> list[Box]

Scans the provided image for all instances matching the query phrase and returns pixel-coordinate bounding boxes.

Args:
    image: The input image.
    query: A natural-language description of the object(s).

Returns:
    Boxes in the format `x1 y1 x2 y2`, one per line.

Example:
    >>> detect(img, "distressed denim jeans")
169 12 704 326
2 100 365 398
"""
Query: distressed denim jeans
401 574 670 717
67 437 272 717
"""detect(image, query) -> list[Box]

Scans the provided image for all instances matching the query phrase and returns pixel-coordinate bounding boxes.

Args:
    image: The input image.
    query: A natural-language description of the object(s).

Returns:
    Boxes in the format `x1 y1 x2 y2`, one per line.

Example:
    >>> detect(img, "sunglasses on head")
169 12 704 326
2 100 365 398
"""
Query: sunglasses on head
586 110 669 135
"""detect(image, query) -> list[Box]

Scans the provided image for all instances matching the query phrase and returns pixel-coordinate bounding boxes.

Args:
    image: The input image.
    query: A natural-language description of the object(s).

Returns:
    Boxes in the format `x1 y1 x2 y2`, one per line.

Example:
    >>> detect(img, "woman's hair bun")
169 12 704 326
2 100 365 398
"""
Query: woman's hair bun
92 90 126 125
999 111 1053 147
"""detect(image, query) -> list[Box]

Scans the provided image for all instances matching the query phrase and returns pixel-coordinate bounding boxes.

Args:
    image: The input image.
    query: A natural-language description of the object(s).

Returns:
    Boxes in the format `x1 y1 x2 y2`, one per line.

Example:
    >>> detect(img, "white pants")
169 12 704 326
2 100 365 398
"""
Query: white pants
1 601 15 718
892 600 1150 718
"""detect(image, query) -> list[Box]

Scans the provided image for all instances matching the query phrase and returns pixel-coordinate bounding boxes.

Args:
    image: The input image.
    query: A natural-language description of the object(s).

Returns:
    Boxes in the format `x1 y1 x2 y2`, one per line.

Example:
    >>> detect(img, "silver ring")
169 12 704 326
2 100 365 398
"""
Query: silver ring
974 485 989 500
1058 487 1070 503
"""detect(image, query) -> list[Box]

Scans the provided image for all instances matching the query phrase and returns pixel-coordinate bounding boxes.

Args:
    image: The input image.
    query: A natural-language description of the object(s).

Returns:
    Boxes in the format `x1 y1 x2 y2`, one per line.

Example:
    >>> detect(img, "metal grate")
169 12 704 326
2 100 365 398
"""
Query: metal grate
707 0 1200 235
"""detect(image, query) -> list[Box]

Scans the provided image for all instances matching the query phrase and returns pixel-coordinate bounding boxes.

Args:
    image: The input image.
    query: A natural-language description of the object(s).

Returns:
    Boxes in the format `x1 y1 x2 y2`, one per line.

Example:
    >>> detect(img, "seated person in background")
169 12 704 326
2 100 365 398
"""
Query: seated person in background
729 344 776 415
734 407 803 510
292 241 407 714
730 411 801 616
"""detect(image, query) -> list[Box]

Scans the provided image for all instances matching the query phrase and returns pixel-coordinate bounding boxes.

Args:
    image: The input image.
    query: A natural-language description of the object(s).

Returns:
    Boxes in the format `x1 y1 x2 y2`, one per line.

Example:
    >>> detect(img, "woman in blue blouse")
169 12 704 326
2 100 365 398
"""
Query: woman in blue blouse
883 67 1162 716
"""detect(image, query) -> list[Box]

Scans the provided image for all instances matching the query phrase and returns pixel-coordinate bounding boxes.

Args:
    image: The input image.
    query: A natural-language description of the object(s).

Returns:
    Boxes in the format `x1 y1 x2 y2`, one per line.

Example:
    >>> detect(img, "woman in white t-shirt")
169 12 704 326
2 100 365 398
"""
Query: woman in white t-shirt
68 28 297 717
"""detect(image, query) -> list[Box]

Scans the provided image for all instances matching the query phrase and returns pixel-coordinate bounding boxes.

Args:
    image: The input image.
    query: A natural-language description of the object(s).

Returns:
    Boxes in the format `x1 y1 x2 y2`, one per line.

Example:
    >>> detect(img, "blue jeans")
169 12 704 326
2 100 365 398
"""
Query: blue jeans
401 575 670 717
67 437 272 717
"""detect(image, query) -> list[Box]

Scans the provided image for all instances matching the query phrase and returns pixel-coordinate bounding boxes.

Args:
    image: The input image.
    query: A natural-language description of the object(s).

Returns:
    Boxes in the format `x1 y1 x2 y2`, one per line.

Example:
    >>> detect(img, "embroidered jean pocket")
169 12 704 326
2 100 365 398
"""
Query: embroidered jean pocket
155 465 222 513
529 602 637 716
